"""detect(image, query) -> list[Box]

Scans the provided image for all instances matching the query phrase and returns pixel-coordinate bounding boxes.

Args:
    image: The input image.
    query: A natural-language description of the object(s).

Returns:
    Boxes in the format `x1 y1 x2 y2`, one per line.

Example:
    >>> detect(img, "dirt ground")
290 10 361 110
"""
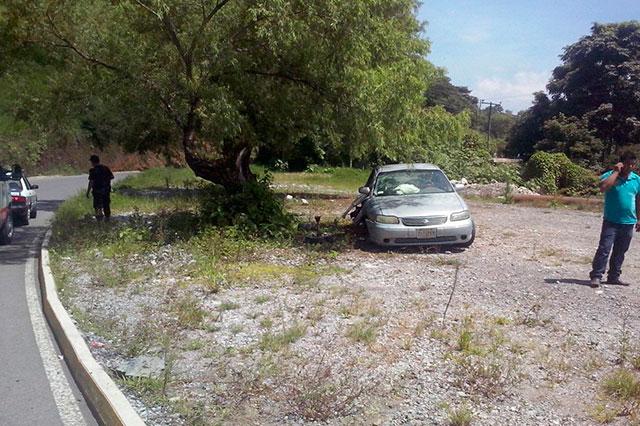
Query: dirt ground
58 198 640 425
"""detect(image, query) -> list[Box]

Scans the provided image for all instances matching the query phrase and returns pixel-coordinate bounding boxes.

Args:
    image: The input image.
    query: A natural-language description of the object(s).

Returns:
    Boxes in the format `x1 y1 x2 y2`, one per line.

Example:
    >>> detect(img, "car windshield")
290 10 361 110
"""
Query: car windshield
9 181 22 192
373 170 453 196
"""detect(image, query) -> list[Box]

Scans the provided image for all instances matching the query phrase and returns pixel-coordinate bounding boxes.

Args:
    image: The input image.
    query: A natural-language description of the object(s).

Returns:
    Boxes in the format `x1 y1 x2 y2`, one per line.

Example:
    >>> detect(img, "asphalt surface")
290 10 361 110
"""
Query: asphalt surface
0 173 129 426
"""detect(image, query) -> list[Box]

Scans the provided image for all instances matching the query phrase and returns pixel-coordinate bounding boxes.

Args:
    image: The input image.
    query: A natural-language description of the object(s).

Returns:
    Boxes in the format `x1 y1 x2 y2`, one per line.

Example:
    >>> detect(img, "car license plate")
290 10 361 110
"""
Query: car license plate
417 228 437 239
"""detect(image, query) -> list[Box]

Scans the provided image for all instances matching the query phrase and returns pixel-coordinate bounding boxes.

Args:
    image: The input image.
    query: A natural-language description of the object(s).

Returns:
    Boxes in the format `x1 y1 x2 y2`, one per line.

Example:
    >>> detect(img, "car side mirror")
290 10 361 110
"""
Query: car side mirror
454 183 464 190
358 186 371 195
31 185 39 189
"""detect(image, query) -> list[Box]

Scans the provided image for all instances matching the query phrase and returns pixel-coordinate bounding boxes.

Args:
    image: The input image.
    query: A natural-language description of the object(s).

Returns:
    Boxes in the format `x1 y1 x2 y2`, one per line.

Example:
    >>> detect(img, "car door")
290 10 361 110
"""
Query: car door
22 177 37 209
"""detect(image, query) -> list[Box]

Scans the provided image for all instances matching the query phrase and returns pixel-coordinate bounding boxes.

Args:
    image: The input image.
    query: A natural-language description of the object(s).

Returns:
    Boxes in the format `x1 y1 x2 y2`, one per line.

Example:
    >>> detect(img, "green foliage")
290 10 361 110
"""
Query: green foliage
3 0 441 187
264 166 370 193
534 113 604 168
523 151 598 195
198 175 296 238
259 323 307 352
422 130 522 184
602 369 640 401
115 168 197 190
447 405 473 426
506 92 557 160
425 73 477 114
508 22 640 165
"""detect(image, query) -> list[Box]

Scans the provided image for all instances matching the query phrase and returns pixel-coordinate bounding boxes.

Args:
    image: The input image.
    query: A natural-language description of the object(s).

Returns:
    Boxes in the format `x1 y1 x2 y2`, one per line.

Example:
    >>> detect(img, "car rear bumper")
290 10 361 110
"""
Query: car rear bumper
366 218 474 246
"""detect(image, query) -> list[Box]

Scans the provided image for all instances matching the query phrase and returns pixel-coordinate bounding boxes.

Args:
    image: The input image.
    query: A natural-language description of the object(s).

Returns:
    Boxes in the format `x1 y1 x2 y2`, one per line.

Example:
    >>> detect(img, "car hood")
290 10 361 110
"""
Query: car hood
366 193 465 217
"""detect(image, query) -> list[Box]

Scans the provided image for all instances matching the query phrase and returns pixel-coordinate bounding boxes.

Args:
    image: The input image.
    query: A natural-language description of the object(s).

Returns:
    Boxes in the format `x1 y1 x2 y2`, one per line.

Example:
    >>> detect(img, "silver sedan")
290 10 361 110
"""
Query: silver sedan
345 164 475 247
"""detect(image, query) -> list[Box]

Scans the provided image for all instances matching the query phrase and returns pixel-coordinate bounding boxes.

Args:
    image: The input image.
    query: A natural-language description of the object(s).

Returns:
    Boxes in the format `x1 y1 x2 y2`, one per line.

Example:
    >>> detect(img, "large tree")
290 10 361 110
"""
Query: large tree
424 73 477 114
507 21 640 163
548 21 640 158
3 0 435 187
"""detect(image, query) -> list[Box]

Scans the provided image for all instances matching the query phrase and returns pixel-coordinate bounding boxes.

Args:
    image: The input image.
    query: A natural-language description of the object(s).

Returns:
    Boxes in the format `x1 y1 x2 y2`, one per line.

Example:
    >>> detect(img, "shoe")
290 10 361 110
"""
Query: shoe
606 277 630 286
589 277 601 288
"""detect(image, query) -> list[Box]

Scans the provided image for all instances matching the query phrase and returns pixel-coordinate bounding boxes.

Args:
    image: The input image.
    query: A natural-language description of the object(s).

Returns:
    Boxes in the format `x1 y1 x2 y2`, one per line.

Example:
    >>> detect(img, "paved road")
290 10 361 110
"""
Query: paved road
0 173 129 426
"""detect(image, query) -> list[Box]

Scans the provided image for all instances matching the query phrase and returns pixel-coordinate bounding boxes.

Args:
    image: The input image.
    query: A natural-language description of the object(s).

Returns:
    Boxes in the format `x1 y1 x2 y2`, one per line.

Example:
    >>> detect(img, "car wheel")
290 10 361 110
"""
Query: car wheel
30 204 37 219
0 214 14 245
22 208 30 226
457 223 475 248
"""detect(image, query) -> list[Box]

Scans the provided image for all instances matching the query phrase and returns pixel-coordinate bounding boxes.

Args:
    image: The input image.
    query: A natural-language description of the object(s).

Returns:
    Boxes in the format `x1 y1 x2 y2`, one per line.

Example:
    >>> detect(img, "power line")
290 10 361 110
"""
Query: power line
480 100 501 143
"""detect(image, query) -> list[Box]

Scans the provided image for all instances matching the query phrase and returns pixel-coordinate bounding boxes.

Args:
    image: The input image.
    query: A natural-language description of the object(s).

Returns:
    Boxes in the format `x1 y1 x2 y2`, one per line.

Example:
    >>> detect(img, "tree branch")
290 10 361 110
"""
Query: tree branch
187 0 232 58
244 69 327 96
132 0 191 78
45 12 122 73
133 0 162 19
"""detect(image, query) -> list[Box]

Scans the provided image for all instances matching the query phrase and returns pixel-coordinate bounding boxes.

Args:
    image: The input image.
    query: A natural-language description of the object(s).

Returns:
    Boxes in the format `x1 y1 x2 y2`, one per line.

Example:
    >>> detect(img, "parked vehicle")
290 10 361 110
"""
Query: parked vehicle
6 171 38 225
0 173 13 244
343 163 475 247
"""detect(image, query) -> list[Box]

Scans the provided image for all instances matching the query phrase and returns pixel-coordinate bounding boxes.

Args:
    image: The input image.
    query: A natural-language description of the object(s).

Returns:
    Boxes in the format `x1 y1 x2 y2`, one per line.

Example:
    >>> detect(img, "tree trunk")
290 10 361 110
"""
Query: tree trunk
182 126 255 189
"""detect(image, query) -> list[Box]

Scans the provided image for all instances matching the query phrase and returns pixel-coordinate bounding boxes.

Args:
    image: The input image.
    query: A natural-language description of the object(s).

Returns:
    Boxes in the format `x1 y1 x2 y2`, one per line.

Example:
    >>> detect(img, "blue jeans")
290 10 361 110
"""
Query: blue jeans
590 220 635 280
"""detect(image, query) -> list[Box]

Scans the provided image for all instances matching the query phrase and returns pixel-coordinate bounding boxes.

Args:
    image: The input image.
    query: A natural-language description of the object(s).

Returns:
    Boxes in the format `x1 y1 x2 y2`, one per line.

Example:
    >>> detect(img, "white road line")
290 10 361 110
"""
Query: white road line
24 256 86 426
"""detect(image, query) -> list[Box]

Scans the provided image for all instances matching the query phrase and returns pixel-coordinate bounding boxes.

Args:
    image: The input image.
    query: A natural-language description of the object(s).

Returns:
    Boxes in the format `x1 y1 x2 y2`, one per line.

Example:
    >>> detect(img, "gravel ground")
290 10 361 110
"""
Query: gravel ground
57 199 640 425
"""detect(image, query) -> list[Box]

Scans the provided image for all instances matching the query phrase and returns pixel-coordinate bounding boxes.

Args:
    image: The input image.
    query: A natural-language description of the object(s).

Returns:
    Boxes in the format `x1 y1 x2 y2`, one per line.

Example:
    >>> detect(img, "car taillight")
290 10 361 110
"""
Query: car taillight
11 195 26 203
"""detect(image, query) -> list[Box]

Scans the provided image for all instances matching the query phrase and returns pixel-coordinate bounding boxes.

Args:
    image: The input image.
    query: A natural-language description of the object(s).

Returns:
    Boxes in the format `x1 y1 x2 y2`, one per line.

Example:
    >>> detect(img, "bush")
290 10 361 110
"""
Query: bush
523 151 598 195
198 174 296 238
430 132 523 185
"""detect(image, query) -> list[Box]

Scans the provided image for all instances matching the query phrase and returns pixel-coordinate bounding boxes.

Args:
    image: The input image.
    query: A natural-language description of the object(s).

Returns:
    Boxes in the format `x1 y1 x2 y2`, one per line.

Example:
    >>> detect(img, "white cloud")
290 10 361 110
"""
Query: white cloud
474 71 549 112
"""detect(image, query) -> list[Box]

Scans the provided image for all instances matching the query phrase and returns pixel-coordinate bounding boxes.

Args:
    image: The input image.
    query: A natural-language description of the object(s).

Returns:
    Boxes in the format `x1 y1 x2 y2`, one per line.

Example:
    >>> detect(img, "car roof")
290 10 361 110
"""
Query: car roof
376 163 441 173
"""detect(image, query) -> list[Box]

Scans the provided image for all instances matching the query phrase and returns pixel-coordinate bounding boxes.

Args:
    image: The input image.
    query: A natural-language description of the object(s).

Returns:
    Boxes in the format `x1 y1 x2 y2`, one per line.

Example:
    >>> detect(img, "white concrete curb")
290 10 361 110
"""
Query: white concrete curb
39 230 146 426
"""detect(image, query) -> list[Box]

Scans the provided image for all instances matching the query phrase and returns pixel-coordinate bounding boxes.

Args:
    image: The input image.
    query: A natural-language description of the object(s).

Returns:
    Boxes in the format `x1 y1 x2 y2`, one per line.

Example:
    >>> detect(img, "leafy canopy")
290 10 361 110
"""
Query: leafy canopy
507 21 640 166
2 0 451 181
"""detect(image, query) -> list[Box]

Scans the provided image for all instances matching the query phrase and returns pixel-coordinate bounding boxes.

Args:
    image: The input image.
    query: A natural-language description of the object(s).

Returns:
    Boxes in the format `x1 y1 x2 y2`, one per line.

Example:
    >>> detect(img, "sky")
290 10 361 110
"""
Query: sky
418 0 640 112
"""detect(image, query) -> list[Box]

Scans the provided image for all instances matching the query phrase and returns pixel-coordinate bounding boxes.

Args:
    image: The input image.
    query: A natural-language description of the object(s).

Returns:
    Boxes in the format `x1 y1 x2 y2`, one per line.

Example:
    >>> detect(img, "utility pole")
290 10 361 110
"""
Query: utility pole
480 100 501 143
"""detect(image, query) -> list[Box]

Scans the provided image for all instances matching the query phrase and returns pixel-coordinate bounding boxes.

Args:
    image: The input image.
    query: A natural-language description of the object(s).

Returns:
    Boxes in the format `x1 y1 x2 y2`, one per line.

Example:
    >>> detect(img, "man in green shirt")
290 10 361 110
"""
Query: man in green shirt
589 151 640 288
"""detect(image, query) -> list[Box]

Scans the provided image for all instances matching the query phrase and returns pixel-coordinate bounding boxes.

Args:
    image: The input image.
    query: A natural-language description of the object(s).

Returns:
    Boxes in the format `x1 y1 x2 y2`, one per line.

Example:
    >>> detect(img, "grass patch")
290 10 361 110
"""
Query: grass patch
172 296 206 329
121 376 165 396
259 323 307 351
590 402 618 423
226 262 296 283
346 320 379 345
447 405 473 426
602 369 640 400
254 295 271 304
259 318 274 329
115 167 197 190
256 166 369 193
219 301 240 311
434 256 464 267
185 339 206 351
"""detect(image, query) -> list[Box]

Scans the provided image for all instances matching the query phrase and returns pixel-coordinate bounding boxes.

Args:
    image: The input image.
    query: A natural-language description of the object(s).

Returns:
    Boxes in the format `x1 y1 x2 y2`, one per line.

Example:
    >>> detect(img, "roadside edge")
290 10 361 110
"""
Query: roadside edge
39 229 146 426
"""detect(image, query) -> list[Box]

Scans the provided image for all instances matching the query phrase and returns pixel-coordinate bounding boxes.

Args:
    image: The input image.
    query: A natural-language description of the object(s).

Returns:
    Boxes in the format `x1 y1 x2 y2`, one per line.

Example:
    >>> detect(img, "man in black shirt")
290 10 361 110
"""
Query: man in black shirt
86 155 114 221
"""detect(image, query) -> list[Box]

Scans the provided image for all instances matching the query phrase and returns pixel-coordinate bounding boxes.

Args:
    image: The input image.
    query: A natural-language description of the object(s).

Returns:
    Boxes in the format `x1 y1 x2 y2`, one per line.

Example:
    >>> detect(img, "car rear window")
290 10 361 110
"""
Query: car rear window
9 181 22 192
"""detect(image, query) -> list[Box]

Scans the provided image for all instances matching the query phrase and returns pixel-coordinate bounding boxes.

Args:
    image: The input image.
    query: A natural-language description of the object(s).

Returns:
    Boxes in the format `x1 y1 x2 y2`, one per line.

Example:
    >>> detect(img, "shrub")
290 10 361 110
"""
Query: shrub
431 132 523 185
198 174 296 238
523 151 597 195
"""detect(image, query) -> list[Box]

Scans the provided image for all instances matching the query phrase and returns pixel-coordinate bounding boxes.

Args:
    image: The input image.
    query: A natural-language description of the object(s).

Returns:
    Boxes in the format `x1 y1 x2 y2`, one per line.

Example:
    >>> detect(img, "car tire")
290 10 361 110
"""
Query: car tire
0 214 14 245
30 204 37 219
457 222 475 248
21 208 30 226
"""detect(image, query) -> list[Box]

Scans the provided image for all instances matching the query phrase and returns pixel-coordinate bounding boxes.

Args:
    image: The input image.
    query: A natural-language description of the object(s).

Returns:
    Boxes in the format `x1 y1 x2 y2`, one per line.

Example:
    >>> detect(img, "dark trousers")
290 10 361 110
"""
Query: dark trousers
92 189 111 218
590 220 634 280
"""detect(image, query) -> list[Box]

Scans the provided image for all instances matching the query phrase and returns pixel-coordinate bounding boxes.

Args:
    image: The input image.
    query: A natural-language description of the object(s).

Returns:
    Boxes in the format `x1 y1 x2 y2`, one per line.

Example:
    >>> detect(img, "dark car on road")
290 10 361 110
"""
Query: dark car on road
0 172 14 244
